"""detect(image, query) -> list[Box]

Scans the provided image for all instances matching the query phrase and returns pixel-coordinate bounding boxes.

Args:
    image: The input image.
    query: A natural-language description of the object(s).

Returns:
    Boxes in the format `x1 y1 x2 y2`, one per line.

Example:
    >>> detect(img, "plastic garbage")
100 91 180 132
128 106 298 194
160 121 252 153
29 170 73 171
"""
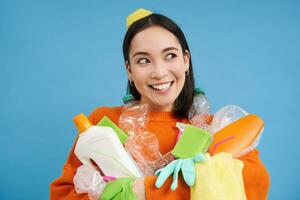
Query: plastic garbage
73 164 106 200
188 88 211 130
208 105 248 135
119 94 149 134
73 113 142 178
208 114 264 158
97 116 128 144
119 94 166 175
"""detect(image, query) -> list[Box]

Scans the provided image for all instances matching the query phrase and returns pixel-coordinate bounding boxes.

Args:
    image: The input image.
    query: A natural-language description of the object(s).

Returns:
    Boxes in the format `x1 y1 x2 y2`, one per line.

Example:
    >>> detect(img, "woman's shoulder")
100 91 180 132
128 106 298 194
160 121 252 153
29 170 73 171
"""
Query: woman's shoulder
89 105 123 125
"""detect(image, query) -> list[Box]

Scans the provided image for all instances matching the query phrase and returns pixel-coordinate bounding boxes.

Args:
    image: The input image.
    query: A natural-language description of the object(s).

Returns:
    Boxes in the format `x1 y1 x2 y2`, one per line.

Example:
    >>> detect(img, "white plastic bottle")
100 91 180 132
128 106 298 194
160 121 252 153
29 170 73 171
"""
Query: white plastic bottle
73 113 142 178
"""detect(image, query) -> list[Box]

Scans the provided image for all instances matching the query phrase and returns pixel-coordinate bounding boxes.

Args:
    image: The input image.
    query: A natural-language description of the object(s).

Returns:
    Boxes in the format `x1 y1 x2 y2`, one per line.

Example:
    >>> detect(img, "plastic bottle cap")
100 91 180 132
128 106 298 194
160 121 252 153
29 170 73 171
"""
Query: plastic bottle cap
123 94 134 104
194 88 205 95
73 113 92 134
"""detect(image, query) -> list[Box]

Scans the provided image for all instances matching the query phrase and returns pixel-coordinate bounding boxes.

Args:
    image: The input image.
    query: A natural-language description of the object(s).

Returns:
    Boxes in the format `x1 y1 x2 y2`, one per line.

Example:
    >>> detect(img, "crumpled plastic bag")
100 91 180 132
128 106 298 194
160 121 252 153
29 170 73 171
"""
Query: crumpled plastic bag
191 153 247 200
73 164 107 200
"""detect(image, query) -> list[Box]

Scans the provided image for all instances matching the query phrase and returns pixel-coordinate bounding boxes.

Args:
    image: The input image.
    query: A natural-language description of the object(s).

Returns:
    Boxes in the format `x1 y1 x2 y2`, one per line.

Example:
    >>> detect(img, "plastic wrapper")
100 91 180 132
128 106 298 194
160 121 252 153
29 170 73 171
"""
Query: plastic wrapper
188 91 210 119
191 153 247 200
209 105 248 135
188 91 211 130
73 164 107 200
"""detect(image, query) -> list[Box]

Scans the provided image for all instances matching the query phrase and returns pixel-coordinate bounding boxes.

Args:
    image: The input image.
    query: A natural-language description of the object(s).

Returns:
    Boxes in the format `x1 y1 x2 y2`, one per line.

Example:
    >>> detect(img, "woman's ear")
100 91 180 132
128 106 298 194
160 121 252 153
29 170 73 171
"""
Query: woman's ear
184 50 191 71
125 61 132 81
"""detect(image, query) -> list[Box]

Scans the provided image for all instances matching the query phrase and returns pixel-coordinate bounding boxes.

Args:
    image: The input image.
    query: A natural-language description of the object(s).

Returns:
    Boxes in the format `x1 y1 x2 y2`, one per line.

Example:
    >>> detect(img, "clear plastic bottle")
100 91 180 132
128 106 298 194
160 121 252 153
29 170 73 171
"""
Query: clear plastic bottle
188 88 211 130
119 94 167 175
119 94 149 134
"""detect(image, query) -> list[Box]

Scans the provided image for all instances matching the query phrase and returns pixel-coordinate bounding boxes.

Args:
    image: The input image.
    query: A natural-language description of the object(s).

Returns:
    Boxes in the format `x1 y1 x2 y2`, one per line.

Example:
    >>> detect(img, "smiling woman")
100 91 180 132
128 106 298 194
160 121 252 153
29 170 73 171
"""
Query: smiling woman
125 25 190 112
50 8 270 200
123 12 195 117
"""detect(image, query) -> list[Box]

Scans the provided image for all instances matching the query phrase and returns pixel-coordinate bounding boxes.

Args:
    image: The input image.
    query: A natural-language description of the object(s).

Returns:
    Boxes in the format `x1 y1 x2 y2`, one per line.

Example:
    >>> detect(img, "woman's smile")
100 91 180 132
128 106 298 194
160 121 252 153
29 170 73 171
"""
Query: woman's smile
148 81 174 93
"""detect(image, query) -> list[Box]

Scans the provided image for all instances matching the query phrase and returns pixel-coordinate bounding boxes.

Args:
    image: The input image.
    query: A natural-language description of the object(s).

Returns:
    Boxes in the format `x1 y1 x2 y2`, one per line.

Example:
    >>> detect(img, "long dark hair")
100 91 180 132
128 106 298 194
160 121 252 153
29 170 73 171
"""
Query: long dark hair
122 13 195 118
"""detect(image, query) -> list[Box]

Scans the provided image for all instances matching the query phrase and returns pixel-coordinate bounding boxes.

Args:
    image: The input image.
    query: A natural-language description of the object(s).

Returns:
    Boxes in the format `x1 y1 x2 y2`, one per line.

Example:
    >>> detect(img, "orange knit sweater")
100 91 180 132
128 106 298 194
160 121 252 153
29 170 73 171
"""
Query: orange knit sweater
50 106 270 200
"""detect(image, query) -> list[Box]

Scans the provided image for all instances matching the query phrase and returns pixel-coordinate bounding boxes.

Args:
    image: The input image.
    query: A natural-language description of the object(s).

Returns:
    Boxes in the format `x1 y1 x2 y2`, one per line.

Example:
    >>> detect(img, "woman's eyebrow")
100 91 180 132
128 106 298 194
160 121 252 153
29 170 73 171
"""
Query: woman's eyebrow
132 47 179 58
162 47 179 53
132 51 149 58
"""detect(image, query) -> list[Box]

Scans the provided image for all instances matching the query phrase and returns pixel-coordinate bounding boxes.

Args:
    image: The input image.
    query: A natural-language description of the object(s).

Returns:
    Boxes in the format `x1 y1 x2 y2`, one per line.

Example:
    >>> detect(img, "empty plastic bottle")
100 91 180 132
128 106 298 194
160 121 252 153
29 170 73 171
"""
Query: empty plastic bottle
188 88 211 130
119 94 169 175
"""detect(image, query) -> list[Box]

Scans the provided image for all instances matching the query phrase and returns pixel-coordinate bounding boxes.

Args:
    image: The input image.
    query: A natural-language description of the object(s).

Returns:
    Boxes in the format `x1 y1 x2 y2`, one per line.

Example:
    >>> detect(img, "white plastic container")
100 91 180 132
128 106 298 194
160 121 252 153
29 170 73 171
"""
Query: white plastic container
73 113 142 178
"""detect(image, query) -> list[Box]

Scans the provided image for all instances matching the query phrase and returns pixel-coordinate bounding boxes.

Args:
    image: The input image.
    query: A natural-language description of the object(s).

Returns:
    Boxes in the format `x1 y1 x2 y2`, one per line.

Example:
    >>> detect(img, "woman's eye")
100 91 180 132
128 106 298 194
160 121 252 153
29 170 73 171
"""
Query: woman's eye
137 58 150 64
166 53 177 60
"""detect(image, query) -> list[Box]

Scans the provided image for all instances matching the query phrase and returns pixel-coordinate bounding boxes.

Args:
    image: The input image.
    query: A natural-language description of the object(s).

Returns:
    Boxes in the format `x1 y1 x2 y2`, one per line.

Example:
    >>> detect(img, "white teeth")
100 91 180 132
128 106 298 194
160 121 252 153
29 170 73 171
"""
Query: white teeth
151 82 172 91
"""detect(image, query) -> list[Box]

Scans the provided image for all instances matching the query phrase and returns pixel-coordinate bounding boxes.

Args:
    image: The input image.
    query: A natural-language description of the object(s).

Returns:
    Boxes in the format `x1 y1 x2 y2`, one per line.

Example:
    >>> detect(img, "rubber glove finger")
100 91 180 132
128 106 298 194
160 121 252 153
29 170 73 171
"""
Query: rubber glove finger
100 178 131 200
155 159 180 188
181 158 195 186
193 153 206 163
171 159 183 191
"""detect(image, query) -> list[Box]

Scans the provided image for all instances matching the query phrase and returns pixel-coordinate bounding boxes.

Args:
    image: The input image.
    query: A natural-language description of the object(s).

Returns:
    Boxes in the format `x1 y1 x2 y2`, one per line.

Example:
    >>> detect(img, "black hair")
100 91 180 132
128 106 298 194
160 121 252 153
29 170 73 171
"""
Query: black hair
122 13 195 118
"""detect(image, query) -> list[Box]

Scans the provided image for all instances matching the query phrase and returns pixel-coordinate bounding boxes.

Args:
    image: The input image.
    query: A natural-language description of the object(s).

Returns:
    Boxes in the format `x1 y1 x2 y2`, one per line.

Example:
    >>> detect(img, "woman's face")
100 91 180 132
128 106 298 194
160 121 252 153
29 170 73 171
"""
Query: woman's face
126 25 190 111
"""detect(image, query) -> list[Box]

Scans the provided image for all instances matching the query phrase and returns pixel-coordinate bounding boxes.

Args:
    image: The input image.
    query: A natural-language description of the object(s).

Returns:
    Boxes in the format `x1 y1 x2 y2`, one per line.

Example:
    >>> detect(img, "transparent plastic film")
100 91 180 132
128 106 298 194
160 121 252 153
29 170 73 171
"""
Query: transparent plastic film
188 89 211 130
73 164 107 200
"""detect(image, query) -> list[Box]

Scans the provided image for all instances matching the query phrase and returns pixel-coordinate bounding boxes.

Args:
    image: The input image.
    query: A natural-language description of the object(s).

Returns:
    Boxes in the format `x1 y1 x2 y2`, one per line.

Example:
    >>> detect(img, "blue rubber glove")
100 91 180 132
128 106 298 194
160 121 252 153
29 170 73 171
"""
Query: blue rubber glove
155 153 205 191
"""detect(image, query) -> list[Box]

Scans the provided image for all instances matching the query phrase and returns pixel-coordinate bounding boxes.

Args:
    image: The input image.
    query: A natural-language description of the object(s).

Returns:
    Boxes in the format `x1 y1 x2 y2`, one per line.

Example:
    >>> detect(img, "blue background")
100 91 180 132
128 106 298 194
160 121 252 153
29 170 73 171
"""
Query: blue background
1 0 299 199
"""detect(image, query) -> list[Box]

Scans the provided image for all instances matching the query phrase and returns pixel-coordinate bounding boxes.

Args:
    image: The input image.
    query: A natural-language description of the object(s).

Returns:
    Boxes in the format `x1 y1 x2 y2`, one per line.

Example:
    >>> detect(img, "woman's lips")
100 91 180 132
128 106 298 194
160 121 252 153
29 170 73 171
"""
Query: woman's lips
149 81 174 94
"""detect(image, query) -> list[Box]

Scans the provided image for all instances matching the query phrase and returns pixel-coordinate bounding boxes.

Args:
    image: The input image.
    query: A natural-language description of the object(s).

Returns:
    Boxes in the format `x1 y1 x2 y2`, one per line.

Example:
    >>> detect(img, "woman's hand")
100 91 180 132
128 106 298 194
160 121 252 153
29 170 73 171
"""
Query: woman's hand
133 177 146 200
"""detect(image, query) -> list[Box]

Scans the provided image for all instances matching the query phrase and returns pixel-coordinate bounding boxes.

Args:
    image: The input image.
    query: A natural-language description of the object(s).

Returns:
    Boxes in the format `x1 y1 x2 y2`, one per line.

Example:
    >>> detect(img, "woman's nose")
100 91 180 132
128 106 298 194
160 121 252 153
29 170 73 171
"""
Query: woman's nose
151 62 168 79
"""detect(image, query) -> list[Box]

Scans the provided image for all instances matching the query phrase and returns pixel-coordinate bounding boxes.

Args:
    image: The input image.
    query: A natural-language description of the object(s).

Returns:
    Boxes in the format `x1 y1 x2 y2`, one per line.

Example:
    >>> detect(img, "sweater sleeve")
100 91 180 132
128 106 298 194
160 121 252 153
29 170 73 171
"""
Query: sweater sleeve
144 149 270 200
50 108 101 200
239 149 270 200
145 175 190 200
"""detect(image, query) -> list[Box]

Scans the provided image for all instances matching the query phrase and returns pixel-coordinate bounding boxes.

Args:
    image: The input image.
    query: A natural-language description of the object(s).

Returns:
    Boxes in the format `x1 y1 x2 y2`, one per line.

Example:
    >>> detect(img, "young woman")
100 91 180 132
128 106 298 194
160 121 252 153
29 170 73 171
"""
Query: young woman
50 9 270 200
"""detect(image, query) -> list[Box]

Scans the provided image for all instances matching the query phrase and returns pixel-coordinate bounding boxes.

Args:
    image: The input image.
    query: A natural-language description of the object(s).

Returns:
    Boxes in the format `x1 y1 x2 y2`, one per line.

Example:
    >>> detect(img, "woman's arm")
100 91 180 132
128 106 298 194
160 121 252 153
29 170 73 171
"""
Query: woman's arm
50 108 102 200
50 138 90 200
239 149 270 200
144 174 190 200
142 149 270 200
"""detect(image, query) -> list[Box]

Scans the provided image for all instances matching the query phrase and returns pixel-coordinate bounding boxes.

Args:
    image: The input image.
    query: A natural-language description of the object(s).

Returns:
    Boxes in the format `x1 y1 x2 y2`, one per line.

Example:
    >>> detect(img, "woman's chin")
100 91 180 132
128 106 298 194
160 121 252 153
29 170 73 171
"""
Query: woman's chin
147 100 174 112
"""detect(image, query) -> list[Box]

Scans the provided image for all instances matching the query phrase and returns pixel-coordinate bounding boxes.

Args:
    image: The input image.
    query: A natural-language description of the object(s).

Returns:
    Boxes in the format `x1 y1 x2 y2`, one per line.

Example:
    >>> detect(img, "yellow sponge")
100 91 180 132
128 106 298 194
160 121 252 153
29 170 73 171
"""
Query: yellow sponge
126 8 152 29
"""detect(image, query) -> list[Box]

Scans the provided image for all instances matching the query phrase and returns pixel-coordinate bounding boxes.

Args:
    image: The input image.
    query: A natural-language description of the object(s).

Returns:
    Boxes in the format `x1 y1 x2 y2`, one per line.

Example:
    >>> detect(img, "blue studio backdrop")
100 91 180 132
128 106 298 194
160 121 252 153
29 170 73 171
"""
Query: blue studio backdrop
1 0 299 199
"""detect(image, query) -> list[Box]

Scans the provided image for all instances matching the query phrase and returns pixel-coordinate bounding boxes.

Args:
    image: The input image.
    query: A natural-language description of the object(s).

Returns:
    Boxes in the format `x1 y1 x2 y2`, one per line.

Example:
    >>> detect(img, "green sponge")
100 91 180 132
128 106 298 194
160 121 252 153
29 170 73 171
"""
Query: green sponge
172 124 212 159
97 116 128 144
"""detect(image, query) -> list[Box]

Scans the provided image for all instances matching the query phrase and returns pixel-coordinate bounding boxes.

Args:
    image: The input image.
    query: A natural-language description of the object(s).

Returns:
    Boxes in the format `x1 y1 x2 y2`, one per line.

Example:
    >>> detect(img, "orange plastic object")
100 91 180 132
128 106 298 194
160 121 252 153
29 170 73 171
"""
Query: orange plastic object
73 113 92 134
208 114 264 157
